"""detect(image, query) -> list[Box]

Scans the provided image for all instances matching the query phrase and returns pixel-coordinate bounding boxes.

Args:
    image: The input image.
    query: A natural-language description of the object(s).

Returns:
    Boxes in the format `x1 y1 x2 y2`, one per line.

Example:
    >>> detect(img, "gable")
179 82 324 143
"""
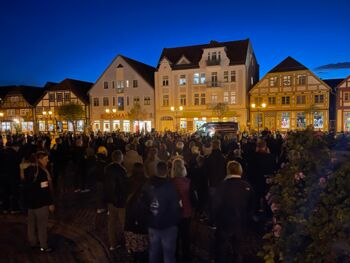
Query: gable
176 55 190 65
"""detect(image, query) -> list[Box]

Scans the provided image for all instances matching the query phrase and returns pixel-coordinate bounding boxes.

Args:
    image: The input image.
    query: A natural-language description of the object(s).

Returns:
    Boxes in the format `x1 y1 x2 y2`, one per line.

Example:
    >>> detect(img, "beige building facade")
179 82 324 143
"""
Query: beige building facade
89 55 155 133
336 76 350 132
155 39 259 132
249 57 331 131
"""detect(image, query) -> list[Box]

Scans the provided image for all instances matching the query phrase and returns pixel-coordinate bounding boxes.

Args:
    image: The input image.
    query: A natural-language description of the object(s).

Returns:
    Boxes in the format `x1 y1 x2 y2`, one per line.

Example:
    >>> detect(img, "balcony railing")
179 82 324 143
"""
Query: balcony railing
206 81 223 88
206 58 221 66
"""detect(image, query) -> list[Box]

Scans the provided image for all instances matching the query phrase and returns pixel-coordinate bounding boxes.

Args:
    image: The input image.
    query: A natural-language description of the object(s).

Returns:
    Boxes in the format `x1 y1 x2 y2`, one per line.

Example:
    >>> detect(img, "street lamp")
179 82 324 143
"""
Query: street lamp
251 102 266 133
170 106 183 132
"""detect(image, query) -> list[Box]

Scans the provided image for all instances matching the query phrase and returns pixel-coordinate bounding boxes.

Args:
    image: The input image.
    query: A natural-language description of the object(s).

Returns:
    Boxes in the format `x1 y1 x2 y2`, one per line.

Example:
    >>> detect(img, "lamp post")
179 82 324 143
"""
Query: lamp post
170 106 183 132
251 102 266 134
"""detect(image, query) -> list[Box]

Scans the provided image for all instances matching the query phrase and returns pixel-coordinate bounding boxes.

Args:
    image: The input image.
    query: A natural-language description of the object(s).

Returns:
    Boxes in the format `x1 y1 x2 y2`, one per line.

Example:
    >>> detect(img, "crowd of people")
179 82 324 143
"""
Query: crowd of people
0 129 338 262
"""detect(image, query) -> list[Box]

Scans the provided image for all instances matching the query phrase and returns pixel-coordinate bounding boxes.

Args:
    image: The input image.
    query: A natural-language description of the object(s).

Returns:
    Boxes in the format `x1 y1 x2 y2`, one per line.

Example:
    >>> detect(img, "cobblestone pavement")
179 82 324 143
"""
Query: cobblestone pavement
0 184 263 263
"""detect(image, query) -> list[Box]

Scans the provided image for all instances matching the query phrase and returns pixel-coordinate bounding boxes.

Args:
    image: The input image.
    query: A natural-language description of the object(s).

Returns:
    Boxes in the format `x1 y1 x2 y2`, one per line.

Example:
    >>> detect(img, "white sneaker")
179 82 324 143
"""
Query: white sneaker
80 189 90 193
74 189 81 193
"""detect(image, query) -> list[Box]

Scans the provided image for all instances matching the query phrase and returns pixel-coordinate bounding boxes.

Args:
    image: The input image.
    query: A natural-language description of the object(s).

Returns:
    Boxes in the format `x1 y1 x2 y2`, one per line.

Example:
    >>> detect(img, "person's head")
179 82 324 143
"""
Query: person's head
132 162 145 177
172 158 187 178
97 146 108 156
112 150 123 163
37 151 49 168
128 143 136 151
256 139 267 152
226 160 243 176
156 161 168 178
212 139 221 150
76 138 83 147
107 137 113 144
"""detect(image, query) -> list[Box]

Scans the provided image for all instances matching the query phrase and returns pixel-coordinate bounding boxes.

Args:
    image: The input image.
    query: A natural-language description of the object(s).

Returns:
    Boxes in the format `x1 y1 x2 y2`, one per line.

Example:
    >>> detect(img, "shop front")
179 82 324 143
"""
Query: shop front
343 112 350 132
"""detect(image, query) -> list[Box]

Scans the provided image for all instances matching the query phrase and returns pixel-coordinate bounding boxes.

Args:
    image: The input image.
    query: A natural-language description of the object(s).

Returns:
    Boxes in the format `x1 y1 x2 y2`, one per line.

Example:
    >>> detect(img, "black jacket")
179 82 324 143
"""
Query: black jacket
212 177 254 237
142 177 181 229
23 166 54 209
104 162 129 207
204 149 226 188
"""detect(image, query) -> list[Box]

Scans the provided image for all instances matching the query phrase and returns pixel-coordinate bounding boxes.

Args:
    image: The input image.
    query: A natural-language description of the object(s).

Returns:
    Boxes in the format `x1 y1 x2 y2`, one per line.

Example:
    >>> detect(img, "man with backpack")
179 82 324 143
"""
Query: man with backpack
142 161 181 263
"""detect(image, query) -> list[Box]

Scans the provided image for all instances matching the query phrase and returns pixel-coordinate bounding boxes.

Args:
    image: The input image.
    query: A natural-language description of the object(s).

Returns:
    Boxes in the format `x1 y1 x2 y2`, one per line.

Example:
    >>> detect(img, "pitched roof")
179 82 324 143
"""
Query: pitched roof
0 85 45 106
323 78 345 92
157 39 250 70
120 55 155 87
46 78 93 104
269 56 308 73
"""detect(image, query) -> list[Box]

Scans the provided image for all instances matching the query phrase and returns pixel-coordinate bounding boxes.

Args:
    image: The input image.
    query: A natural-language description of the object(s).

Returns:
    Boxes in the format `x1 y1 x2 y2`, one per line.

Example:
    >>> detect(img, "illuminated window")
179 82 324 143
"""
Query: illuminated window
283 76 292 86
179 75 186 85
193 73 200 84
163 95 169 106
180 95 186 106
269 77 278 86
144 96 151 105
230 92 236 104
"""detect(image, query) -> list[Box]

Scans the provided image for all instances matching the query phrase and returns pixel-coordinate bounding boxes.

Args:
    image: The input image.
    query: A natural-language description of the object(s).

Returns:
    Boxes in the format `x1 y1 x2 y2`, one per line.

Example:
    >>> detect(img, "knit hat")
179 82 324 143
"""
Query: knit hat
97 146 108 156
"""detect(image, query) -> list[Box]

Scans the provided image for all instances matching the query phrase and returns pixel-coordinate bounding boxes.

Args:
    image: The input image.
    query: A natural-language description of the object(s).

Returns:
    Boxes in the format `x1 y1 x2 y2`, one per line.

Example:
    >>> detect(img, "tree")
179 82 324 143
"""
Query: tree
261 128 350 262
57 102 85 133
208 102 229 120
127 103 148 132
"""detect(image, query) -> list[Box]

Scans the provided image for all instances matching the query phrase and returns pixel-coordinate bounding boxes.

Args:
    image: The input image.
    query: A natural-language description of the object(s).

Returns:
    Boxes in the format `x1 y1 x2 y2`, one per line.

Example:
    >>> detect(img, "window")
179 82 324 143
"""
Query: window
297 75 306 85
113 97 116 106
163 95 169 107
224 92 229 103
127 96 129 106
344 112 350 131
179 75 186 85
93 98 99 106
269 77 278 86
64 93 71 102
230 71 236 82
254 97 263 105
49 93 55 102
297 112 306 128
162 76 169 86
7 109 15 116
104 81 108 89
56 93 63 102
144 96 151 105
211 72 218 86
118 97 124 110
200 73 206 84
283 76 292 86
268 96 276 105
345 92 350 102
296 95 306 104
112 81 115 89
282 96 290 105
230 92 236 104
133 80 138 88
201 93 206 104
314 112 324 129
125 80 129 88
193 73 200 84
281 112 290 129
314 94 324 104
194 94 200 105
224 71 229 82
10 96 19 102
180 95 186 106
103 97 109 106
211 94 218 103
133 96 140 105
20 109 29 116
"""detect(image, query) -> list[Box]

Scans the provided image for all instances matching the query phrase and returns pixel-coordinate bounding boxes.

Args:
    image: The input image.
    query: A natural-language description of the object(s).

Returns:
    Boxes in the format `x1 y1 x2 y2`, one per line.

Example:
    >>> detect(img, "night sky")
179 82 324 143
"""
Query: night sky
0 0 349 86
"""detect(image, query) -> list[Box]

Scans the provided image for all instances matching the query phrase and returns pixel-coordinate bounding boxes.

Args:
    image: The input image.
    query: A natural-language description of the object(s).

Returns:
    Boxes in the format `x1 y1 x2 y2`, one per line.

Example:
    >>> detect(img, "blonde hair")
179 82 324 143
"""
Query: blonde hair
171 158 187 178
226 160 243 176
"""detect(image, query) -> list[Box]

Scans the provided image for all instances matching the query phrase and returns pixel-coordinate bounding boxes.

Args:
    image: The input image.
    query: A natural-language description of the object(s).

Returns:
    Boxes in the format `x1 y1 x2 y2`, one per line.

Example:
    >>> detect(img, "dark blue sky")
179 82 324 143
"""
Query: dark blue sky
1 0 349 86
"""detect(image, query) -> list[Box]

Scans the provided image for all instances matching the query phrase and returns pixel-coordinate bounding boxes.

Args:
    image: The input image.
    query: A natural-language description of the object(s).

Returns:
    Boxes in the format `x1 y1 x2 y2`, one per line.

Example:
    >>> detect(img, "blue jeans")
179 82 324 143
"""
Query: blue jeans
148 226 178 263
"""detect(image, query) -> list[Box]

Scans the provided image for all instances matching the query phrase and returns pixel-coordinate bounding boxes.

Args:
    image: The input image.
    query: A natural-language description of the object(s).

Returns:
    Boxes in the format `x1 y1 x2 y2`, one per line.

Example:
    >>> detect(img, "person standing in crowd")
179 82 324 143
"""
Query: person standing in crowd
204 139 226 224
171 158 192 262
144 147 160 178
72 138 89 193
124 144 143 177
94 146 108 214
124 163 149 262
21 151 55 252
248 139 276 213
50 137 67 194
212 161 254 263
142 161 181 263
104 150 129 250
